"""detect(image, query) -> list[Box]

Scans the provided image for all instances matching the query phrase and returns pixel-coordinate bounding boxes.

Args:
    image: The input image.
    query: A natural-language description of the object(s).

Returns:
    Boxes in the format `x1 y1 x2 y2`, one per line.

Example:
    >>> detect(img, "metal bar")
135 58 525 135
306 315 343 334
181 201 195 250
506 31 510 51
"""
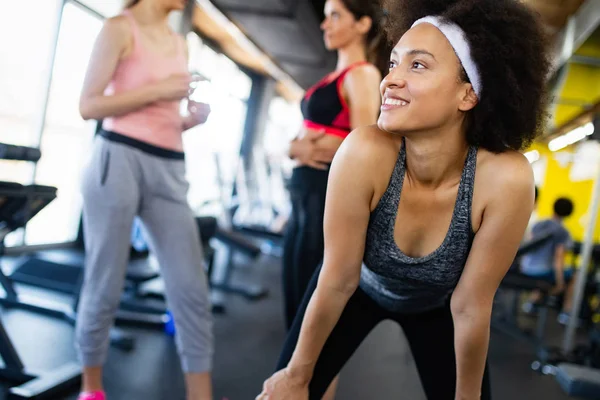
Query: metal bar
0 296 75 321
570 54 600 67
551 0 600 75
24 0 65 247
195 0 303 96
552 98 594 107
8 362 81 399
563 149 600 353
221 5 294 18
3 241 77 256
180 0 196 34
30 0 65 177
0 320 25 372
67 0 106 20
274 53 325 67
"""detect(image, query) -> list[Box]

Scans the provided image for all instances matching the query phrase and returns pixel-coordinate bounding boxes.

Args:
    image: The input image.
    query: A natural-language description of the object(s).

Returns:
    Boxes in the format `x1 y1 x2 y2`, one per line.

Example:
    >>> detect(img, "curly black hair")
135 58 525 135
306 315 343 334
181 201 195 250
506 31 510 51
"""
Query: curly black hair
382 0 551 153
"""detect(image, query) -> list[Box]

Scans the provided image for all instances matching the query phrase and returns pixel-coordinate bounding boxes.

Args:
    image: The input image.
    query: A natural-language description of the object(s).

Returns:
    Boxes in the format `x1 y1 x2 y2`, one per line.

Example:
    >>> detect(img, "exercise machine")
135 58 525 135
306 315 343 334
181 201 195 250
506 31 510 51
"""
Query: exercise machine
492 232 556 346
528 242 600 375
0 316 80 399
0 143 80 399
126 216 268 315
0 147 133 351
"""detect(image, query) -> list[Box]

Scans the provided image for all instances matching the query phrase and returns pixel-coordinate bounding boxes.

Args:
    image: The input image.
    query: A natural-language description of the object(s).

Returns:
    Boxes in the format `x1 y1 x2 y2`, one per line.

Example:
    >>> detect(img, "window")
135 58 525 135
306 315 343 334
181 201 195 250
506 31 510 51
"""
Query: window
24 3 103 245
0 0 63 246
184 37 251 216
262 97 303 217
0 0 62 185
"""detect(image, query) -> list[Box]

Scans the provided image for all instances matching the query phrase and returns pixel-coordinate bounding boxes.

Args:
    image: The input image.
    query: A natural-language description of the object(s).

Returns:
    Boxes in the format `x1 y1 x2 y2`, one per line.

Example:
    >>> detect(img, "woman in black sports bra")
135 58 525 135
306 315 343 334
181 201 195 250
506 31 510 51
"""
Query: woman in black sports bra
282 0 388 330
281 1 390 397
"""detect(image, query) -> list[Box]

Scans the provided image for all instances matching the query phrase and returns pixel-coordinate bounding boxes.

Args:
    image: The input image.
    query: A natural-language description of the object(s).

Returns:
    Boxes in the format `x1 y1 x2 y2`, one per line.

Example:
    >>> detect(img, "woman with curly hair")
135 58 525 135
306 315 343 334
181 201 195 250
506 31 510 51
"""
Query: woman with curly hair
257 0 550 398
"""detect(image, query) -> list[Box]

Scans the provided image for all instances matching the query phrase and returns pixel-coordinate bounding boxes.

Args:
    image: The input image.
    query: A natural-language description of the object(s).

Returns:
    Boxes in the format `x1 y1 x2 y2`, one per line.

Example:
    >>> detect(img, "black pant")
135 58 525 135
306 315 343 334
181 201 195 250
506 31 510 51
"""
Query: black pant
277 268 492 399
282 167 329 329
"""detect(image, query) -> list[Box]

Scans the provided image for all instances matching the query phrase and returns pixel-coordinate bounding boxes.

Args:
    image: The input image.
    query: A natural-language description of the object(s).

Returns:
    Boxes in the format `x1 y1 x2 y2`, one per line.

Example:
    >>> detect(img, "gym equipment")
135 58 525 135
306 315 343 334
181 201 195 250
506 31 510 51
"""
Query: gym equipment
492 232 555 345
119 216 219 316
529 242 600 375
555 363 600 399
0 143 80 399
0 182 76 323
565 123 600 354
214 152 286 256
210 225 268 313
0 147 133 351
129 217 268 315
0 316 80 400
0 143 41 162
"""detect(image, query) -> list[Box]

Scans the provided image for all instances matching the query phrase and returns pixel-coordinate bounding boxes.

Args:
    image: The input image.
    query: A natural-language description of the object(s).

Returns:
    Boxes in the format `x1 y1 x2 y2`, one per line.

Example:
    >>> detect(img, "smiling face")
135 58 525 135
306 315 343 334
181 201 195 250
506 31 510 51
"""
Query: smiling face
377 23 477 135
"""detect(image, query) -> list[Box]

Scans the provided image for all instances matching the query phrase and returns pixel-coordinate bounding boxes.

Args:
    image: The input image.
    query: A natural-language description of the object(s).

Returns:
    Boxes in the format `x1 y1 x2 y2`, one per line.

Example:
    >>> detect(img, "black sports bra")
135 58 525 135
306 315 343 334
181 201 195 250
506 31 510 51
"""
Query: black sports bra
300 61 369 139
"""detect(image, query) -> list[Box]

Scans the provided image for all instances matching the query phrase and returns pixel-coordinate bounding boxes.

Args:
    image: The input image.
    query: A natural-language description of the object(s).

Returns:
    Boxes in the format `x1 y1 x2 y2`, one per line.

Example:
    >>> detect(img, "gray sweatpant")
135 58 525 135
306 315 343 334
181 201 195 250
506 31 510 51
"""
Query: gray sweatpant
76 135 213 373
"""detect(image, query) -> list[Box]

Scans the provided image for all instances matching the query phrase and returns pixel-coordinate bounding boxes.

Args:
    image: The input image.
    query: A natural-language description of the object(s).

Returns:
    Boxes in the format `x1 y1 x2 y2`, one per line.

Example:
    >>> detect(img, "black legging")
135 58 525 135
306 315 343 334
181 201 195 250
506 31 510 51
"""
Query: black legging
277 267 492 399
282 166 329 329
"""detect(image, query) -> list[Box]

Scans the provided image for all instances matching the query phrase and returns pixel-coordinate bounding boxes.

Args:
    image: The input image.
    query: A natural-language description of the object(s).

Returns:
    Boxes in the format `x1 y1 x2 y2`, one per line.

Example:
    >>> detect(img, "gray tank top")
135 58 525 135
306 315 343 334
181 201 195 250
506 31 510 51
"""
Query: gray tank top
360 140 477 313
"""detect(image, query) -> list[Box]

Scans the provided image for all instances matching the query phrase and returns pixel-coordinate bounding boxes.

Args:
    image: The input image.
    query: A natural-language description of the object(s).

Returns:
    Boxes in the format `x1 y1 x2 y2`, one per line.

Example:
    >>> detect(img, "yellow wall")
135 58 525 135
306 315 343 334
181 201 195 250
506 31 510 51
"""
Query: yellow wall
533 144 600 243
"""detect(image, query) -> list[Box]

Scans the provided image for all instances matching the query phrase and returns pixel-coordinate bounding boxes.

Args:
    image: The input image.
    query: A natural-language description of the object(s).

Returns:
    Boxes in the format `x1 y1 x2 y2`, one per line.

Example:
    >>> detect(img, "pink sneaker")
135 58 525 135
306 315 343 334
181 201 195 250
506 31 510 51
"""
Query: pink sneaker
77 391 106 400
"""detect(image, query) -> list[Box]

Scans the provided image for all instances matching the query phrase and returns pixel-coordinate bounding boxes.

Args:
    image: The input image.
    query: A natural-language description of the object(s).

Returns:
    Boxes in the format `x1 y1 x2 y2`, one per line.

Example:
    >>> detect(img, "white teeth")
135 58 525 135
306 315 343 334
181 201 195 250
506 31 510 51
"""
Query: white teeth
384 98 407 106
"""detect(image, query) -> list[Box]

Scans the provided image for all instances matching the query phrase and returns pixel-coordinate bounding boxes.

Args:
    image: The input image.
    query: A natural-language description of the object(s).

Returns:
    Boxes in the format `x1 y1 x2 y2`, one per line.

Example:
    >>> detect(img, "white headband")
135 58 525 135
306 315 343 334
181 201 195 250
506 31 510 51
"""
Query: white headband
411 16 482 98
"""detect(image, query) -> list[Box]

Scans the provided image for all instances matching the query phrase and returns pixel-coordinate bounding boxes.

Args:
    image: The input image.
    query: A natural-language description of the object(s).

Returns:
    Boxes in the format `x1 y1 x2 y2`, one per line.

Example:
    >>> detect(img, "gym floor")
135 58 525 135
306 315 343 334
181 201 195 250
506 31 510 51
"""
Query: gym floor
0 251 576 400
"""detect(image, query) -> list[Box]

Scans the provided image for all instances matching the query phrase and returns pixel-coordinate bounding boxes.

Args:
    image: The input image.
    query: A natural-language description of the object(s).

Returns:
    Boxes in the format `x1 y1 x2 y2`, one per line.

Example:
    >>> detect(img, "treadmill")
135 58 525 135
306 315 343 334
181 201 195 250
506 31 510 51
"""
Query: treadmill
0 142 80 399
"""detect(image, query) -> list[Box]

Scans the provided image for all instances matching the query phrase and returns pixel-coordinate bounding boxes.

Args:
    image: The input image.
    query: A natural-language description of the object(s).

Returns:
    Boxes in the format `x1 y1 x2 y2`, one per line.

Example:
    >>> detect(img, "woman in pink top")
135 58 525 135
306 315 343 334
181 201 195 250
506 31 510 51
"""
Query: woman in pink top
77 1 212 399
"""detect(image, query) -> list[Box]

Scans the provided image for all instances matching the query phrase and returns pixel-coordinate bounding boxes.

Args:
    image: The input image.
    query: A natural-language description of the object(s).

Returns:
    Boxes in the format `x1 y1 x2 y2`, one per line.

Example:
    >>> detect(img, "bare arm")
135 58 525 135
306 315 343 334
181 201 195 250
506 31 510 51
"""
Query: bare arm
258 129 381 399
345 64 382 130
287 130 377 381
451 154 534 399
79 17 162 120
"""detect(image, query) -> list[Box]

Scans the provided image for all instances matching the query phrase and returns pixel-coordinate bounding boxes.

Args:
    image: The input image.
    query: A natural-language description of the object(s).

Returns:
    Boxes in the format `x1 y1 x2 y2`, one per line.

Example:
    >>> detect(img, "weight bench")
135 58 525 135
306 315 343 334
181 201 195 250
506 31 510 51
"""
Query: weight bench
210 226 268 312
128 217 268 314
494 272 553 345
556 363 600 399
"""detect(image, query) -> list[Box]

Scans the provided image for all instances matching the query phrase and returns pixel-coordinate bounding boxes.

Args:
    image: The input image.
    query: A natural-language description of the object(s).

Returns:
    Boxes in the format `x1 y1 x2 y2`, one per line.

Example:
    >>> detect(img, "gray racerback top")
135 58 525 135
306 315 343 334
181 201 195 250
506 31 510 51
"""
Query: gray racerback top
360 140 478 313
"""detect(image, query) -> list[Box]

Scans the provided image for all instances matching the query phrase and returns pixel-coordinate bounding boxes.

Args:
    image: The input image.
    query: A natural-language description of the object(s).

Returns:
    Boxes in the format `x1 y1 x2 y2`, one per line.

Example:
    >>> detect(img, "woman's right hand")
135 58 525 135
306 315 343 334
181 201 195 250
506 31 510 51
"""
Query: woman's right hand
151 73 192 102
256 368 309 400
289 128 335 170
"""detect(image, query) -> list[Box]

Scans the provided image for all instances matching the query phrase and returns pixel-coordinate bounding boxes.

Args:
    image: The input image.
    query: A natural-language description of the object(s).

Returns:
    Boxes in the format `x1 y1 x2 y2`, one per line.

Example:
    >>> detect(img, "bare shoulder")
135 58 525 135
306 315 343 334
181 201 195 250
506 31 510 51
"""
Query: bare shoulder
476 149 534 215
345 63 381 82
338 125 400 163
103 15 131 35
478 149 533 188
333 125 402 208
100 15 133 56
344 64 382 95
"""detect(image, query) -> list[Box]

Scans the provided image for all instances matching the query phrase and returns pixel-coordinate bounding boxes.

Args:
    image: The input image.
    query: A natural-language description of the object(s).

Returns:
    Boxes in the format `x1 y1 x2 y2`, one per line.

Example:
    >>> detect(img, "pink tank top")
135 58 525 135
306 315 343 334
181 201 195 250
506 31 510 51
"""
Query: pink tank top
102 10 189 151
